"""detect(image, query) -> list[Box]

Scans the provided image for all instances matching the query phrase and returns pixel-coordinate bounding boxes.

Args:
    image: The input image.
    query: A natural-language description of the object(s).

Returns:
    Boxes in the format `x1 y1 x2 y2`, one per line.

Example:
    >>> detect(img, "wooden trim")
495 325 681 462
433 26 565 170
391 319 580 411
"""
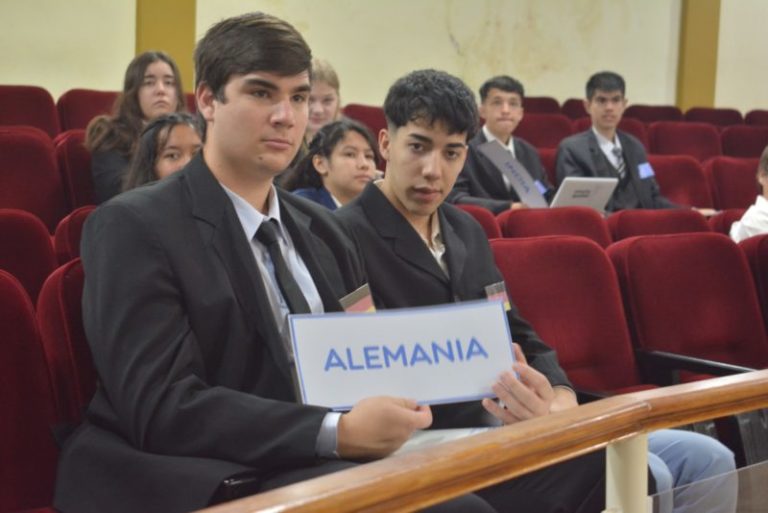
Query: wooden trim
197 370 768 513
677 0 721 110
135 0 195 92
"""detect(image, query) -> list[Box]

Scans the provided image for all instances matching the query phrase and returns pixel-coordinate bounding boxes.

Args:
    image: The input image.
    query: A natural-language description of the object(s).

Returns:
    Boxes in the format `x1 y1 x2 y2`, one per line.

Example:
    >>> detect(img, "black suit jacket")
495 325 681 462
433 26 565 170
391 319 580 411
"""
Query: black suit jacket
54 154 366 513
449 131 554 214
555 129 677 211
336 183 570 427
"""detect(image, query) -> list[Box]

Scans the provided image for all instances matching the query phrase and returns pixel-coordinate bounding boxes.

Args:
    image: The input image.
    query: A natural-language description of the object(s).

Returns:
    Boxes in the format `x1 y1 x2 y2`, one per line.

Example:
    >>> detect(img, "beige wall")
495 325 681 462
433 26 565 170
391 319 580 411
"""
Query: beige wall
715 0 768 112
0 0 136 100
197 0 681 107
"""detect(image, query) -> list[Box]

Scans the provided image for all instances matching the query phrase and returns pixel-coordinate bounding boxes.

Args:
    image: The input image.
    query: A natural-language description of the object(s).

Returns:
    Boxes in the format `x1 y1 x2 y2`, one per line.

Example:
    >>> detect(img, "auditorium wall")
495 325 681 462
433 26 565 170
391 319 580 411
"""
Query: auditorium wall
0 0 135 100
197 0 681 106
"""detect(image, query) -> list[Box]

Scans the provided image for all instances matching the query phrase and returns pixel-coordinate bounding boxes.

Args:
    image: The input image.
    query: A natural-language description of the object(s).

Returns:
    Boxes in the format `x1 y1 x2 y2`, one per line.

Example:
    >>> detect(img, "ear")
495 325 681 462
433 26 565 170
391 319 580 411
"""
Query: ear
312 154 329 176
379 128 391 162
196 82 216 123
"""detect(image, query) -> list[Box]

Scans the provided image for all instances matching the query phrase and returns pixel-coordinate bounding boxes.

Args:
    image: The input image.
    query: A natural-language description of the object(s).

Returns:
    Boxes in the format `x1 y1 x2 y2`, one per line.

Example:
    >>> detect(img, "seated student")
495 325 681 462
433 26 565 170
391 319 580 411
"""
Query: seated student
731 145 768 242
449 75 554 213
306 58 342 143
338 69 736 513
122 112 202 191
54 13 490 513
555 71 677 212
86 51 187 203
281 119 378 209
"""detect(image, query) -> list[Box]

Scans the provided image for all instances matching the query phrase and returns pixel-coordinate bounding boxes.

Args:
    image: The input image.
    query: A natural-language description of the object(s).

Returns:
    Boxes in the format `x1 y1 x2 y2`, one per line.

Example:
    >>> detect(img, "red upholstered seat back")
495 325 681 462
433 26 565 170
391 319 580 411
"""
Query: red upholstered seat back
54 205 96 264
720 125 768 159
649 121 722 162
342 103 387 139
522 96 560 114
455 204 501 239
53 129 94 209
561 98 587 119
607 208 710 241
646 154 714 208
0 127 68 231
515 113 573 149
740 234 768 335
704 156 760 210
708 208 747 235
538 147 558 186
56 88 118 131
745 109 768 126
624 104 683 123
490 236 643 392
0 270 59 511
0 85 60 137
608 233 768 367
497 206 611 248
37 259 96 423
684 107 743 128
0 209 57 303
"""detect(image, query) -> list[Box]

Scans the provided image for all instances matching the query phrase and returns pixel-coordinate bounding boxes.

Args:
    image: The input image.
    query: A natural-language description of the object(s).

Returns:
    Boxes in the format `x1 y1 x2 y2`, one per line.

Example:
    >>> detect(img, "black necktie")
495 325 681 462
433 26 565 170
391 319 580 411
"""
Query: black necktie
612 146 627 180
254 220 311 314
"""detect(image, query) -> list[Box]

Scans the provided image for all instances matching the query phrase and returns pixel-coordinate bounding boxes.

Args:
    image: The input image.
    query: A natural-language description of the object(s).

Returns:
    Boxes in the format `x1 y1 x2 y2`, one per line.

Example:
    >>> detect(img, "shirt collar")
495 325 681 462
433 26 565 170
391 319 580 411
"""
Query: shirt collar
483 124 515 154
592 126 622 151
221 184 283 241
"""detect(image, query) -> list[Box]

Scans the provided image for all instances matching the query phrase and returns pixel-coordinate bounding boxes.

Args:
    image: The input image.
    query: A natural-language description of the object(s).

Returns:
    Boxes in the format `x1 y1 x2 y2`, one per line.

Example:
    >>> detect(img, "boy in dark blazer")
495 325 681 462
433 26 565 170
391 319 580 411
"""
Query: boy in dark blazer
449 75 554 214
53 14 489 513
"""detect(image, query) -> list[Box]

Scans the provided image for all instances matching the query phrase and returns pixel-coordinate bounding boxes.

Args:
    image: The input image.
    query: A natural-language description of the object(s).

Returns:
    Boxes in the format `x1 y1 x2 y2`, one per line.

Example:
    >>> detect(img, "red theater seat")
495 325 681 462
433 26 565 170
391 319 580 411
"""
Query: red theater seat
624 104 683 123
607 209 710 241
561 98 587 119
708 208 747 235
704 157 760 210
745 110 768 126
490 236 653 394
185 92 197 113
0 127 69 231
646 154 714 208
740 234 768 334
0 209 57 303
56 88 118 131
37 259 95 424
455 204 501 239
342 103 386 139
522 96 559 114
538 147 558 187
720 125 768 159
515 113 573 149
684 107 743 128
497 206 611 248
649 121 722 162
53 129 94 209
0 85 60 137
0 270 59 512
53 205 96 264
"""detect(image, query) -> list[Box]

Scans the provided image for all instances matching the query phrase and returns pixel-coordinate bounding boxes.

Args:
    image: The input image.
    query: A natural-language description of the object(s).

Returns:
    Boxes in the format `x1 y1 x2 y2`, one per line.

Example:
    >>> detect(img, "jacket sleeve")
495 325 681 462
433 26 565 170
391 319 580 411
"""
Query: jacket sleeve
449 151 512 214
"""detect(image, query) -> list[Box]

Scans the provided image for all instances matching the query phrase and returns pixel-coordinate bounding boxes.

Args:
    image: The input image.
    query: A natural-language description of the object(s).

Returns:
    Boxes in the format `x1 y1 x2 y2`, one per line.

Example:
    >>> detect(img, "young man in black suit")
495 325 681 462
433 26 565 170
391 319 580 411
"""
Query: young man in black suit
338 69 736 513
449 75 554 214
555 71 675 211
54 14 490 513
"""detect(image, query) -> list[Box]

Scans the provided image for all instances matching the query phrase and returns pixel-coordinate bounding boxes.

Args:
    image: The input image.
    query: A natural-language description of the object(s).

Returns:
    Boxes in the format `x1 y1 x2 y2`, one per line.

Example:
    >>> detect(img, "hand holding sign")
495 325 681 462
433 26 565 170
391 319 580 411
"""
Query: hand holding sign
338 396 432 460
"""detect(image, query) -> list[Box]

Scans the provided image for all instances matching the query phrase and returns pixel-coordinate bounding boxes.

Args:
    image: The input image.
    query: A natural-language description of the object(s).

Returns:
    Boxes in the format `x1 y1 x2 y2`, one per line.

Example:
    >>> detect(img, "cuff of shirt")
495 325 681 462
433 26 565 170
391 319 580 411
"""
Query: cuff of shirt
315 411 342 458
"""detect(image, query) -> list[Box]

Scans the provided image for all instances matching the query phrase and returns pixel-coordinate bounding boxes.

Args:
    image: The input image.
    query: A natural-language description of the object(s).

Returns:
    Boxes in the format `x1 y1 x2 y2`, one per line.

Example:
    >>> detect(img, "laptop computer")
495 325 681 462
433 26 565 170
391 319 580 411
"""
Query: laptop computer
550 177 619 212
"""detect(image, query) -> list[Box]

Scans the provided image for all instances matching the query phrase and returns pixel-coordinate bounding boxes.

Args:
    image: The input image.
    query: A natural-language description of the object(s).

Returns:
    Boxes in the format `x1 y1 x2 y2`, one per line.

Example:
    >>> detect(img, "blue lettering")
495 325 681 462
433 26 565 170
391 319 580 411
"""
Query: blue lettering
383 344 408 368
346 348 364 370
409 343 433 366
363 345 383 369
456 338 465 360
431 340 455 363
324 348 347 372
466 337 489 360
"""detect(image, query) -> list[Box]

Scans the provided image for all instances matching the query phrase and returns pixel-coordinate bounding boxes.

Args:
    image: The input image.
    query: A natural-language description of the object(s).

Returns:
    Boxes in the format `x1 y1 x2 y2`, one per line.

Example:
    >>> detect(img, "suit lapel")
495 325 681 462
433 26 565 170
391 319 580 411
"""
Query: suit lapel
183 155 294 378
440 208 467 296
586 131 615 178
360 184 449 285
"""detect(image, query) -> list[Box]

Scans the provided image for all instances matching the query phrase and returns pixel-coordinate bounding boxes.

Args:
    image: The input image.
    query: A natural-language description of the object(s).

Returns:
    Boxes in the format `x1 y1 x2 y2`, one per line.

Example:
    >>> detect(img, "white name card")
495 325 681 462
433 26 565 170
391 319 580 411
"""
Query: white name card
289 300 514 411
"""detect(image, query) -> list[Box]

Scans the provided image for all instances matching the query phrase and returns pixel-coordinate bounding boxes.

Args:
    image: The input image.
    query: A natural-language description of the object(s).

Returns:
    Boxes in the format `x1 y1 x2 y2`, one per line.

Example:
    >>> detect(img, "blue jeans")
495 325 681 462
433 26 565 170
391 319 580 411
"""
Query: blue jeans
648 429 737 513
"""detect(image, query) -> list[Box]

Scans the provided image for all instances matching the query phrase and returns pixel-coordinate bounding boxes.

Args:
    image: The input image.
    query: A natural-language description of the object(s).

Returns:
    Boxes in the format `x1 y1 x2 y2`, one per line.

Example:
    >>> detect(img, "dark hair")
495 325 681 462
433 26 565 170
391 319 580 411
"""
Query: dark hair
122 113 201 191
86 51 185 156
194 12 312 102
383 69 478 141
479 75 525 102
586 71 626 100
280 118 379 191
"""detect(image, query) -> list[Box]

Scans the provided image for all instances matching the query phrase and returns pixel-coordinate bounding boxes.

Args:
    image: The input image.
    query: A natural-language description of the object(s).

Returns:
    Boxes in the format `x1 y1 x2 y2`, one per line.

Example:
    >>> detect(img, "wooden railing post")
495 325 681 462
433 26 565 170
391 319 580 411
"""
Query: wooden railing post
604 433 649 513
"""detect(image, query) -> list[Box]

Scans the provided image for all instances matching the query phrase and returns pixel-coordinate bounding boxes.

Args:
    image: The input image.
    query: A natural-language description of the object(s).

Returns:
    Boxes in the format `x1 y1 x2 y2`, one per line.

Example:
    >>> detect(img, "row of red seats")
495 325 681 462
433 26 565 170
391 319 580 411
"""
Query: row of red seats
5 229 768 511
458 204 747 247
0 85 197 138
343 103 768 160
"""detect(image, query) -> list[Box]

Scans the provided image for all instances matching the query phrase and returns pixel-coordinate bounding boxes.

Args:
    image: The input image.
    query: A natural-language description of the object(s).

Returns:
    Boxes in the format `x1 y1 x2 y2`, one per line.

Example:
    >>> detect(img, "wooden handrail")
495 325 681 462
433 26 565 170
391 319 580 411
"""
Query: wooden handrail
197 370 768 513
